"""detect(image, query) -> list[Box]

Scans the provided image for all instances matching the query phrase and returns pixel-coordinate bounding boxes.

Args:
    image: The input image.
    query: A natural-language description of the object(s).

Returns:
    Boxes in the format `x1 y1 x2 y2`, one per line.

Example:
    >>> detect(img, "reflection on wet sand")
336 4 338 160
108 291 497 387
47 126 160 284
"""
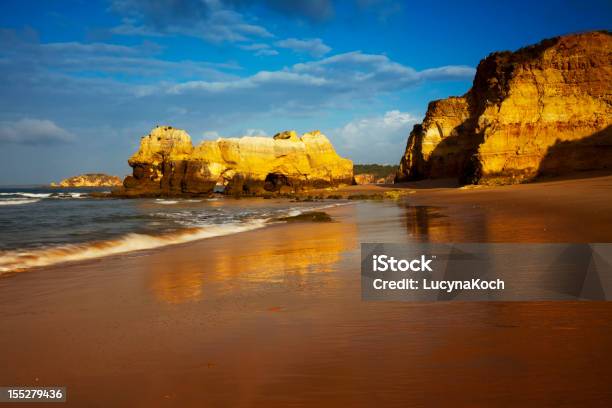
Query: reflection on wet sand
150 192 612 305
148 262 205 304
404 175 612 243
149 218 357 304
2 188 612 406
403 204 489 242
404 205 450 241
403 201 602 243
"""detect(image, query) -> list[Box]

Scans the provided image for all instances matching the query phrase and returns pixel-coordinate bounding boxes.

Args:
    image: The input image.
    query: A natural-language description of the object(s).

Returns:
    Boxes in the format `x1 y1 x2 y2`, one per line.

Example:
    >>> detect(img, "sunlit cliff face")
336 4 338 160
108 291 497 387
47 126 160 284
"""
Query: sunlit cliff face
124 126 354 197
148 218 358 304
397 32 612 185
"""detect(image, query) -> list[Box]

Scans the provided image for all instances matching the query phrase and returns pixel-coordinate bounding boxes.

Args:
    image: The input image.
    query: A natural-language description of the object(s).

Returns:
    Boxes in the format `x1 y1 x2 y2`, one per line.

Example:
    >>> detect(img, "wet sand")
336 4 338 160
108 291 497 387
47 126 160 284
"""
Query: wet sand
1 175 612 406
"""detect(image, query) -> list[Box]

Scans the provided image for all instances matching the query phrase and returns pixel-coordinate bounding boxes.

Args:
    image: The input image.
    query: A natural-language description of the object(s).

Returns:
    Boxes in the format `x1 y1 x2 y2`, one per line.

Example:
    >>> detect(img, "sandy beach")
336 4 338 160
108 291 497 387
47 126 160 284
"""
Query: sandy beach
1 2 610 406
1 175 612 406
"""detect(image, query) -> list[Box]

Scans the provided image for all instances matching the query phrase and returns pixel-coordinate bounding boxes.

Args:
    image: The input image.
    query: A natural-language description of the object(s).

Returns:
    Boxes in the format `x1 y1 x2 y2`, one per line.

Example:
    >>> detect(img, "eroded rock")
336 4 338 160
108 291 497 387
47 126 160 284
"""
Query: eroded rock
52 173 122 187
396 31 612 184
122 126 353 196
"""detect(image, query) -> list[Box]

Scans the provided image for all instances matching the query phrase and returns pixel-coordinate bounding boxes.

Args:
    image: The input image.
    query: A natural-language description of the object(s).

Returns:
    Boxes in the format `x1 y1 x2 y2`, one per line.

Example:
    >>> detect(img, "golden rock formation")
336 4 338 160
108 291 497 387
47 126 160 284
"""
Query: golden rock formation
353 174 377 184
396 31 612 184
353 173 394 184
123 126 353 196
52 173 122 187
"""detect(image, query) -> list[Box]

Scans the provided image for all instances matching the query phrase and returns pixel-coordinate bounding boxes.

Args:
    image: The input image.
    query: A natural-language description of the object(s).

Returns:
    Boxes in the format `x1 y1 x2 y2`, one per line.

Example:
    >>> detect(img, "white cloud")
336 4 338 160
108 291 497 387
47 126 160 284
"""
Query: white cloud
292 51 419 90
110 21 165 37
166 51 474 103
329 110 418 164
239 43 270 51
0 118 75 145
201 130 220 140
110 0 273 44
167 70 329 94
0 32 474 173
41 41 143 55
238 43 279 56
199 128 268 142
0 25 474 126
0 29 239 83
275 38 331 57
419 65 477 80
244 128 268 136
254 48 279 56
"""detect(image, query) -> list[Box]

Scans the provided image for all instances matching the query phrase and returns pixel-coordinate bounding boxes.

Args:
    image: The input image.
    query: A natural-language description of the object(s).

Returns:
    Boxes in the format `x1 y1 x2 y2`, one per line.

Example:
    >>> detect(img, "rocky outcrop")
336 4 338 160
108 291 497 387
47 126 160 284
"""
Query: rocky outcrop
396 31 612 184
354 173 395 184
121 126 353 196
354 174 377 184
52 173 122 187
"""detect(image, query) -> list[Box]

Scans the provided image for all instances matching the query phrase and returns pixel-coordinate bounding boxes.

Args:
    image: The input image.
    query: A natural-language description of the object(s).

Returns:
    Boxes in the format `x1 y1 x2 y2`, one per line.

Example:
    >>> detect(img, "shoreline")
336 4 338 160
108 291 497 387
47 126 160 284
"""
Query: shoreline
3 173 612 275
0 201 353 275
1 174 612 406
1 187 611 406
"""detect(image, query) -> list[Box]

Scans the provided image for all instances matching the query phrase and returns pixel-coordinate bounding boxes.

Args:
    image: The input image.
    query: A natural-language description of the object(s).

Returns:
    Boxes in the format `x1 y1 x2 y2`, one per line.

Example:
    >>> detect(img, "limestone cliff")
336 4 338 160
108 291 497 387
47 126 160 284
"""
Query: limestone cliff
396 31 612 184
122 126 353 196
52 173 122 187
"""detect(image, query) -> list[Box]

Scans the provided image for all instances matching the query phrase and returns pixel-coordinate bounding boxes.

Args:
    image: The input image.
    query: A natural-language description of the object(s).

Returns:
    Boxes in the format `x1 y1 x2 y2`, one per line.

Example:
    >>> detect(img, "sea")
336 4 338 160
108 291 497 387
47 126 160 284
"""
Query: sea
0 186 343 273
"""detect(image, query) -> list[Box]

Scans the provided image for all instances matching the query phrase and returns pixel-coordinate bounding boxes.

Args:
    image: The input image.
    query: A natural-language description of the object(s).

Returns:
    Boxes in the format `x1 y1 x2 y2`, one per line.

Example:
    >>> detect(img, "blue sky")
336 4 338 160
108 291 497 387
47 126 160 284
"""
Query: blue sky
0 0 610 184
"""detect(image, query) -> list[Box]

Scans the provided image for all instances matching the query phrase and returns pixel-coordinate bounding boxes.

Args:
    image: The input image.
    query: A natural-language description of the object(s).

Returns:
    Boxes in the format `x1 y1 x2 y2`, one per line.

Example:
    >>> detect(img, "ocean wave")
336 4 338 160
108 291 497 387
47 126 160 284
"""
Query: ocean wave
0 192 51 198
52 192 86 199
20 193 51 198
0 220 267 273
0 192 86 200
155 199 179 204
0 201 353 273
0 198 41 206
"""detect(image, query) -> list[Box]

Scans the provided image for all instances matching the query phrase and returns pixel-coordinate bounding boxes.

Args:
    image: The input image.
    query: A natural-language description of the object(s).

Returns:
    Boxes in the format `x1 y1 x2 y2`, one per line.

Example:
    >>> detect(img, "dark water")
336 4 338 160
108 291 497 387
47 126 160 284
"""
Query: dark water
0 186 344 272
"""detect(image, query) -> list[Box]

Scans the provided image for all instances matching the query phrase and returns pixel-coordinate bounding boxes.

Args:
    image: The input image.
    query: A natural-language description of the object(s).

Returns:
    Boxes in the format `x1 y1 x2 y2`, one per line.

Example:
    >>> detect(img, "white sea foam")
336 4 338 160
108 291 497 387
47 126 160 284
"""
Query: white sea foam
0 192 85 199
53 192 86 199
0 200 353 273
0 198 41 206
156 199 179 205
17 193 51 198
0 220 267 273
0 192 50 198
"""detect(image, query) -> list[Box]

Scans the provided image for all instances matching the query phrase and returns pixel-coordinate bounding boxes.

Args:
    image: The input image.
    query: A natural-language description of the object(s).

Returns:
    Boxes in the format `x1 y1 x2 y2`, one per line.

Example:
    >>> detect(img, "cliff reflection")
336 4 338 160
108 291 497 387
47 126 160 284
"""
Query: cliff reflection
403 201 577 243
404 206 449 241
404 204 494 242
149 218 357 304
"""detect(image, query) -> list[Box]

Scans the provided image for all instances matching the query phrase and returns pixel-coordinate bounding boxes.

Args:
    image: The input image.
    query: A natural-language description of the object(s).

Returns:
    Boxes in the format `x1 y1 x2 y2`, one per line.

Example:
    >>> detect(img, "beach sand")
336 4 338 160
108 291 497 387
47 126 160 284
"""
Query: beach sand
1 175 612 406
